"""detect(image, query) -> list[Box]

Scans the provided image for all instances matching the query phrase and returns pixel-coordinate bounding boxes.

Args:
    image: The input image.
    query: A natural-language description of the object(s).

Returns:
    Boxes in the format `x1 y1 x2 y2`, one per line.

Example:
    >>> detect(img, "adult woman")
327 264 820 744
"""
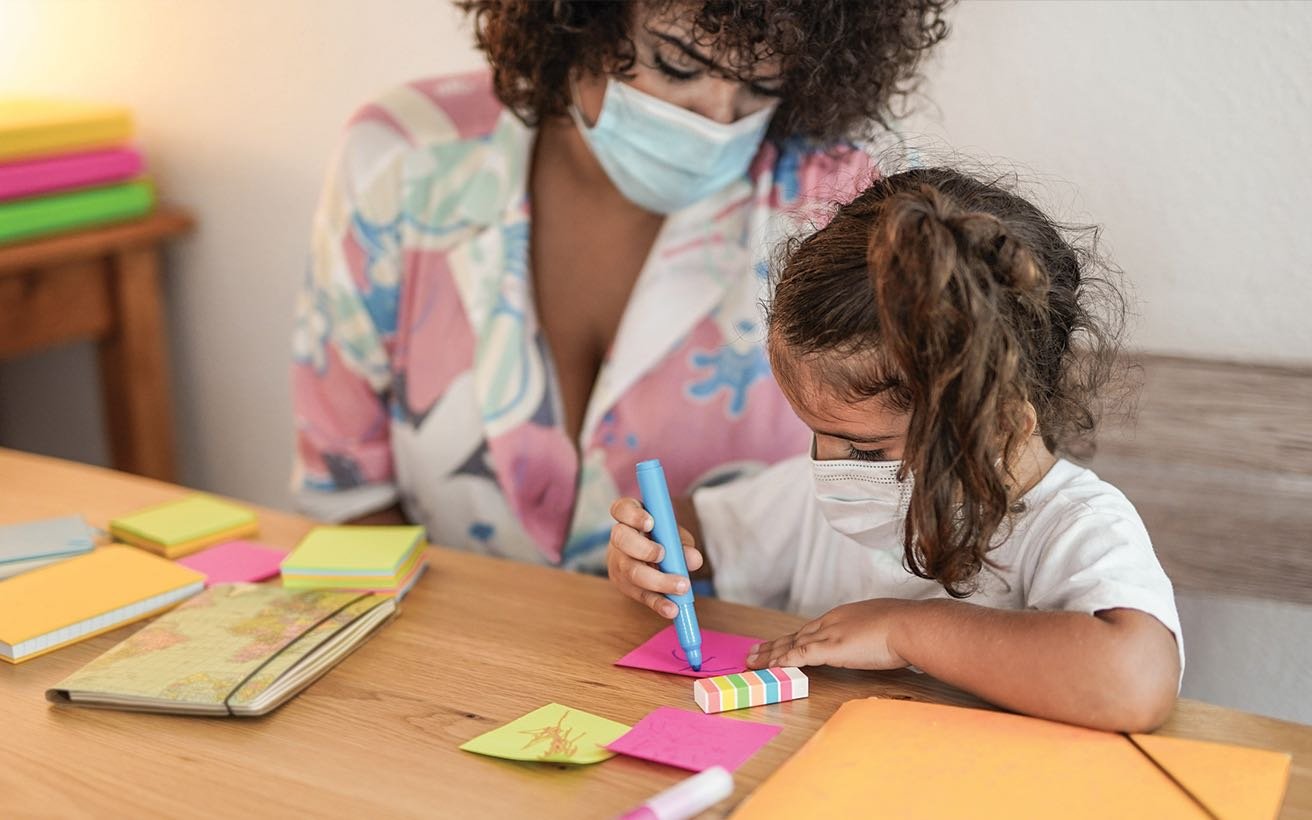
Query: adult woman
292 0 950 572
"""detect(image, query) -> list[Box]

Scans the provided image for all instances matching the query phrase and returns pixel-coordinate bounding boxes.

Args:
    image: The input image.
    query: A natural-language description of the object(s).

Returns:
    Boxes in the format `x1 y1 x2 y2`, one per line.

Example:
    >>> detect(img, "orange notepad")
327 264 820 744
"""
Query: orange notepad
734 698 1291 820
0 546 204 664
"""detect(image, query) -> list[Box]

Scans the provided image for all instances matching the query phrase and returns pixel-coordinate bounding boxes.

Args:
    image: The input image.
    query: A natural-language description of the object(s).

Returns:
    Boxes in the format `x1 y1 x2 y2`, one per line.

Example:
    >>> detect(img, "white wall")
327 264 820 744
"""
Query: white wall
0 0 484 503
1177 592 1312 725
902 0 1312 366
2 1 1310 724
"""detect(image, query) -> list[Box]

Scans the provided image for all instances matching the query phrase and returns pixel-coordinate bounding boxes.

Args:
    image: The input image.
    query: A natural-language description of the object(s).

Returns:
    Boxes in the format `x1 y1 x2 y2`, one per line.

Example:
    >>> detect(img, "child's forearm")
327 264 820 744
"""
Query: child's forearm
891 600 1180 732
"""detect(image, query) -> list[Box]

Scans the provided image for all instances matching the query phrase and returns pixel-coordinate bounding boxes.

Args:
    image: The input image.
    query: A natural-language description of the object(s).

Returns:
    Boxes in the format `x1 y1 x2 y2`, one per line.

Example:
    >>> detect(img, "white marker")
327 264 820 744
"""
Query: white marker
619 766 734 820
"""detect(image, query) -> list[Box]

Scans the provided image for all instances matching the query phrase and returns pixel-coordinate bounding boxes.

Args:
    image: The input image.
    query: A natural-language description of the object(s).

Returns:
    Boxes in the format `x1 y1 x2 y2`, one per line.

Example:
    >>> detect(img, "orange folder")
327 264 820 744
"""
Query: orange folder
734 698 1291 820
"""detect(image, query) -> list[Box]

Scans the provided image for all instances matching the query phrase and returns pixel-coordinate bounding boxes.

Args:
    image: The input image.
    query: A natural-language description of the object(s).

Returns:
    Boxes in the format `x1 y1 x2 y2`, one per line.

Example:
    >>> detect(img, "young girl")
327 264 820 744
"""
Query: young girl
607 168 1182 732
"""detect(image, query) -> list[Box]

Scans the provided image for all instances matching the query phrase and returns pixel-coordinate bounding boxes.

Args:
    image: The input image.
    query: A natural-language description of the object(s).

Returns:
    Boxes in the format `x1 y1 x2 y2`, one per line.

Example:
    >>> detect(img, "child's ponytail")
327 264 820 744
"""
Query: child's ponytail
768 167 1122 596
869 187 1051 595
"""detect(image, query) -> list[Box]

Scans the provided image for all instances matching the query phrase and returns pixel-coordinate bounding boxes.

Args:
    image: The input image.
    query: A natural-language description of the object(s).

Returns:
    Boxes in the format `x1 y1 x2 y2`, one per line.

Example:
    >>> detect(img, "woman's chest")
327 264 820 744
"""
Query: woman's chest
529 199 664 440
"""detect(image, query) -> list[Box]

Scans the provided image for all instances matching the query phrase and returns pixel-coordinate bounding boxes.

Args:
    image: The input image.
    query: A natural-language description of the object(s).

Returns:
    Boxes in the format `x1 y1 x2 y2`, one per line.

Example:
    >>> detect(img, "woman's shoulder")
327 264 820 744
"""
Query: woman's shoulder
329 71 528 226
763 138 876 203
344 71 505 153
332 72 517 193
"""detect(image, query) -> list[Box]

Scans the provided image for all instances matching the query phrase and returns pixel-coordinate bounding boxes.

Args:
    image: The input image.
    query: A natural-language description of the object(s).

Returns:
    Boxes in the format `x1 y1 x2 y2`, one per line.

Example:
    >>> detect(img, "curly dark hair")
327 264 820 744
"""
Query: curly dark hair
455 0 952 143
768 168 1126 596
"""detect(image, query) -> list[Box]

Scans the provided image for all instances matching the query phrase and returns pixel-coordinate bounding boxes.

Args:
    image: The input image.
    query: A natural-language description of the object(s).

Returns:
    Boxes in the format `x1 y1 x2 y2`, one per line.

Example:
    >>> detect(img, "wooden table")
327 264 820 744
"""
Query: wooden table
0 211 193 482
1 448 1309 818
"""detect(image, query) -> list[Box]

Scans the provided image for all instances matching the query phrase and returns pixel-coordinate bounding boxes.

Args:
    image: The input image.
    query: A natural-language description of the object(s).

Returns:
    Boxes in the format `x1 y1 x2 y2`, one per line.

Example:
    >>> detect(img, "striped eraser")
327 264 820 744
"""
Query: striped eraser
693 667 809 713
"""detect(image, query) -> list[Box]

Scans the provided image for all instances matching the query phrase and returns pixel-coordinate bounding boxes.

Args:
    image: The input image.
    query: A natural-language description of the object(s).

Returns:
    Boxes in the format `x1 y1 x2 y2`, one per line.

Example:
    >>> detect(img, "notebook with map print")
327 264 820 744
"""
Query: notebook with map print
47 583 396 716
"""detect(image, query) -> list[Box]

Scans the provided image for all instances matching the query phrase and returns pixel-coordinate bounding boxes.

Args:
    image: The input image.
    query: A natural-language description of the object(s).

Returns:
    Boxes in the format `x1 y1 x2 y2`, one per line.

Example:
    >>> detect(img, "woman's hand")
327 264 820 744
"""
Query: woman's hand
607 497 704 619
746 599 916 671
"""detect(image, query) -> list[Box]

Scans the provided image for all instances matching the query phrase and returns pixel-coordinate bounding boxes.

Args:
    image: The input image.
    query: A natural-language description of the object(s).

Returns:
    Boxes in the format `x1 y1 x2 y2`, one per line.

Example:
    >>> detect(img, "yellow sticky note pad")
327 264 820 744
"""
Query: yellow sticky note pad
110 495 257 559
460 703 630 765
281 526 424 575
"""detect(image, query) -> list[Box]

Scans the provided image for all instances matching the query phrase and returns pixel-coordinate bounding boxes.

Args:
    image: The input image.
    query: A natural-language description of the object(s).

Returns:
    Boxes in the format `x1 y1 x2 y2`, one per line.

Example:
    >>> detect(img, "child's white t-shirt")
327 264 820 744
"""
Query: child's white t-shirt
694 456 1184 669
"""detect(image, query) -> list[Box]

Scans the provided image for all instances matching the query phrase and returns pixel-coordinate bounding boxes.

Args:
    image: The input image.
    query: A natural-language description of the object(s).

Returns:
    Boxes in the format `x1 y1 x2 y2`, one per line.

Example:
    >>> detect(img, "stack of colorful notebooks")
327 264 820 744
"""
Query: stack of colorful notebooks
0 98 154 245
281 525 428 599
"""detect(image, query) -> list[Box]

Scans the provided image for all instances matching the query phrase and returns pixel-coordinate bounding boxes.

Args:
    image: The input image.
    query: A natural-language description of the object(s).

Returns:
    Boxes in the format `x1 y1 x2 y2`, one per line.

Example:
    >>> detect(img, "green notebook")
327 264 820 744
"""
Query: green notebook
281 526 425 576
0 180 153 244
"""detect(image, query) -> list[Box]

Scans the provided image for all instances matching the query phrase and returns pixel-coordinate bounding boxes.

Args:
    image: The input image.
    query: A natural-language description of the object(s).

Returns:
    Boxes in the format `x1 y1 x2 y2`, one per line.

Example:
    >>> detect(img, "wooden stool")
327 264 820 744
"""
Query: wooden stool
0 209 194 481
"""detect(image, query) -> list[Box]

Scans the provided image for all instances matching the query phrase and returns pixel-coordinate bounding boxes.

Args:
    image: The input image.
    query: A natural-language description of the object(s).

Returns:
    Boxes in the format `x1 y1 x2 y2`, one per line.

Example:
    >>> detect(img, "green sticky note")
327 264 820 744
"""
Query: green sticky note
281 526 425 575
460 703 631 765
111 495 255 546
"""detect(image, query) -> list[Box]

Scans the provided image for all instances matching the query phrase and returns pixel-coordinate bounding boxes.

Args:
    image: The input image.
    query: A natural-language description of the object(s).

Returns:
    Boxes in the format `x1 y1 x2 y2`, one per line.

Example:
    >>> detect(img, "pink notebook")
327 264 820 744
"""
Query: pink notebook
176 541 286 587
0 147 142 201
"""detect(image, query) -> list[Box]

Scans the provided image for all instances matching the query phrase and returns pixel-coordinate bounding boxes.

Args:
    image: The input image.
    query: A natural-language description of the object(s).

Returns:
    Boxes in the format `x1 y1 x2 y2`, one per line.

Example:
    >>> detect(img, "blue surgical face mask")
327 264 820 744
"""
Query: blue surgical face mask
569 77 776 214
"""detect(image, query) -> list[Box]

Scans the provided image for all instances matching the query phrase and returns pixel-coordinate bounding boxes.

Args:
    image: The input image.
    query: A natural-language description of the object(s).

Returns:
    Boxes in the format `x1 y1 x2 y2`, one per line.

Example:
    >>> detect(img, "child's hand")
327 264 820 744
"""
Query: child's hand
746 599 915 671
607 497 704 619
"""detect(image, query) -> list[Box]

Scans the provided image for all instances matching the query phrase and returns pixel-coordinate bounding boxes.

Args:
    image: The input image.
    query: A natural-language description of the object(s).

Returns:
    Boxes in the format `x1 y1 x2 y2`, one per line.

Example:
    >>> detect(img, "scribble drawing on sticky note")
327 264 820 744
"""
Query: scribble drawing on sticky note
519 709 583 759
669 648 738 676
459 703 631 765
616 625 760 678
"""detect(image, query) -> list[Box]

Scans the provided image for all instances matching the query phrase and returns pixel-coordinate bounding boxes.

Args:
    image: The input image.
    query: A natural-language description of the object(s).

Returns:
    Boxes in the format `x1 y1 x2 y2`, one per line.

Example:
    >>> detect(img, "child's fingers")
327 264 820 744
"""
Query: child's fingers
609 522 664 563
745 635 789 668
747 632 830 669
684 544 704 572
607 552 679 618
610 497 654 532
638 589 679 619
622 558 690 597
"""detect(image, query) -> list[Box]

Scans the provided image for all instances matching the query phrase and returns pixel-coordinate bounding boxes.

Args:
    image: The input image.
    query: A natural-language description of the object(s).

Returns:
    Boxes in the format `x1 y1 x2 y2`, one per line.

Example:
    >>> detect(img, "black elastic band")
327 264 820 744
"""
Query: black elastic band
221 593 375 715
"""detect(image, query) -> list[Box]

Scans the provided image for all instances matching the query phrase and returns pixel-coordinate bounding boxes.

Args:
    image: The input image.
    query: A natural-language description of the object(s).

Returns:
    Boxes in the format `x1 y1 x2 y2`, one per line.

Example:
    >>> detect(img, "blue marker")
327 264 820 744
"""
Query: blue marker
636 458 703 671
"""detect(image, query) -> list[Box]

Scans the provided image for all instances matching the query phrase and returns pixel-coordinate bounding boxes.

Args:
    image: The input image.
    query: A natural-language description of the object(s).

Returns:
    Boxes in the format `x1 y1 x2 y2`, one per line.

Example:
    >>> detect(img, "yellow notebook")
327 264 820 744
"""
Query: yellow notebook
0 546 204 664
734 698 1291 820
109 494 258 559
0 98 134 162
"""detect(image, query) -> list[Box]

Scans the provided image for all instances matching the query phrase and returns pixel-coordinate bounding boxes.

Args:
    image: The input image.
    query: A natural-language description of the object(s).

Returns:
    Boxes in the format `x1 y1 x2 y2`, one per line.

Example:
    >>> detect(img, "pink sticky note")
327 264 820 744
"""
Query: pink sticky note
177 540 287 586
607 707 781 772
616 625 760 678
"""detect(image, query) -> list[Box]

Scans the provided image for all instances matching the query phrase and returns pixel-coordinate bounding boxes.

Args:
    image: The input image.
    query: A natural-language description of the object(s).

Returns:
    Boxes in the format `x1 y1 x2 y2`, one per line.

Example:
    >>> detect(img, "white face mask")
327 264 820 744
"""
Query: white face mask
811 447 914 546
569 77 776 214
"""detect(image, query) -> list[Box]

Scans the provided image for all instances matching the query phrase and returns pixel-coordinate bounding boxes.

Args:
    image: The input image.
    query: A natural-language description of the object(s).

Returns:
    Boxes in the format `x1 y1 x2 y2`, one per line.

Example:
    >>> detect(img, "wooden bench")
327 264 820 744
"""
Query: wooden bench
1088 354 1312 606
